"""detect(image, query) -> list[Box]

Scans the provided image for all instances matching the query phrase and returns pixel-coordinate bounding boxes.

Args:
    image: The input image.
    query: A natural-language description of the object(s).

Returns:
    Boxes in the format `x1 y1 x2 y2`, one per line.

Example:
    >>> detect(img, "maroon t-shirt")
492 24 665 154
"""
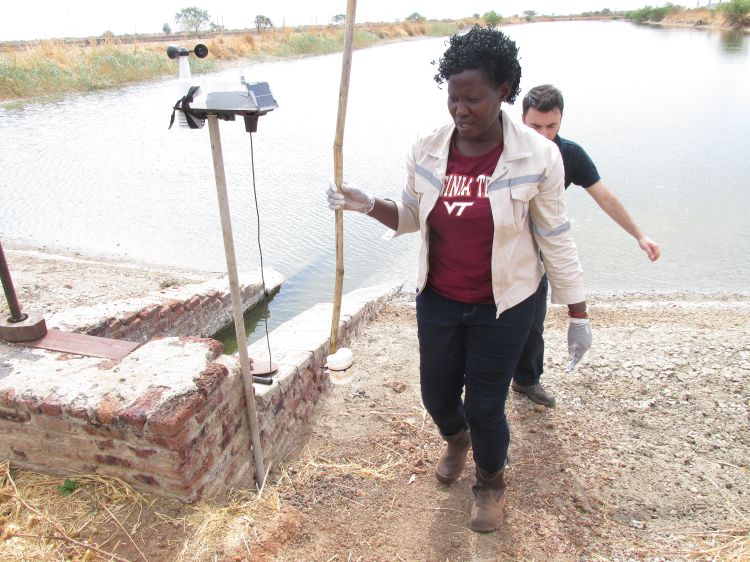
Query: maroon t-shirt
427 139 503 304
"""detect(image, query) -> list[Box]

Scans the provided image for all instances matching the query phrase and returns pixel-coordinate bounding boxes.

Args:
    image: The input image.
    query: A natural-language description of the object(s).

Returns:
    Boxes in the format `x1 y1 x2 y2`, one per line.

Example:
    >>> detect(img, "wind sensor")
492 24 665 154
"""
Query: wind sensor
168 43 278 132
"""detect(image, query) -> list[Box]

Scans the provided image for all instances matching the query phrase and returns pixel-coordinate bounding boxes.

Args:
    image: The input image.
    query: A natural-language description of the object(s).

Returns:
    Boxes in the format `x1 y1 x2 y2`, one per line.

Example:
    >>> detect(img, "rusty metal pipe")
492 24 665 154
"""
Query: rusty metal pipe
0 242 27 323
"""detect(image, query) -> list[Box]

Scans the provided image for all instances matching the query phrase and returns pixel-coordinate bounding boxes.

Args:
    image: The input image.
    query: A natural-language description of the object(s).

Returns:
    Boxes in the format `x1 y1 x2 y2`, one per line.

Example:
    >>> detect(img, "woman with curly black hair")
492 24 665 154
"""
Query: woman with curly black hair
327 26 592 532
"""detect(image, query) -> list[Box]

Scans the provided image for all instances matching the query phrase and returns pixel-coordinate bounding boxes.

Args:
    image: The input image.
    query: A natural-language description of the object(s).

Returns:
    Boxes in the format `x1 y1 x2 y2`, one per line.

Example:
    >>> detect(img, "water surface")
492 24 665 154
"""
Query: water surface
1 22 748 343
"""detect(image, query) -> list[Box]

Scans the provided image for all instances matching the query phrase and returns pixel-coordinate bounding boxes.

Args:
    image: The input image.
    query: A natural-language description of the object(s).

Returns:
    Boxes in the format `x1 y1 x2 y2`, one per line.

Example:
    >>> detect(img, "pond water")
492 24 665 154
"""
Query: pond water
1 21 748 346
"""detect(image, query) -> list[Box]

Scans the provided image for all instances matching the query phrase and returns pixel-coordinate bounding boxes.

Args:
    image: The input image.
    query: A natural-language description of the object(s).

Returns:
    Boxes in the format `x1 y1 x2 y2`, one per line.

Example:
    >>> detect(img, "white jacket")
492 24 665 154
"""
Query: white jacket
392 109 585 315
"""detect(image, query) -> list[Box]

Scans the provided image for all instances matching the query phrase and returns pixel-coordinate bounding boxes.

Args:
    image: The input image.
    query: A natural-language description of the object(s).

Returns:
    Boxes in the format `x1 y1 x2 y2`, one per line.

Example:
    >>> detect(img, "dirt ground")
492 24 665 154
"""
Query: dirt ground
0 247 213 318
247 292 749 561
0 249 748 561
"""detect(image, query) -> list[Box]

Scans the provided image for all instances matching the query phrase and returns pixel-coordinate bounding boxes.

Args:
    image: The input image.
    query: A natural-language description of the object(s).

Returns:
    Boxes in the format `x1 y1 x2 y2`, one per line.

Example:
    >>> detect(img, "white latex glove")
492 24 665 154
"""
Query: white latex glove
566 318 592 373
326 181 375 213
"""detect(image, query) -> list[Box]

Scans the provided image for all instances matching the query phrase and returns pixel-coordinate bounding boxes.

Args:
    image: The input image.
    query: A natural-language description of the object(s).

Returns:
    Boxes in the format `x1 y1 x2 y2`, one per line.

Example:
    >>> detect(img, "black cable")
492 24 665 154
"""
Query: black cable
248 131 273 373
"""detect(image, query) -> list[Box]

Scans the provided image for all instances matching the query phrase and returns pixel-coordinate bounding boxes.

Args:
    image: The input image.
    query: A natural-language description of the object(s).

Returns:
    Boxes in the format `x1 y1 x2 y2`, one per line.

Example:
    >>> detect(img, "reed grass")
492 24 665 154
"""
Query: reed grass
0 40 215 100
204 33 257 60
364 23 411 39
425 21 463 37
275 31 342 57
401 22 426 37
662 8 717 25
0 21 464 102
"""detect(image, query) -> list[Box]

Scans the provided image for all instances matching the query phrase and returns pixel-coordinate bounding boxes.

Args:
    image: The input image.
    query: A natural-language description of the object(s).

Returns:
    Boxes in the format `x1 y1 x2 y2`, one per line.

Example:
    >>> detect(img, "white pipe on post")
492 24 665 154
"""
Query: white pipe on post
207 114 266 488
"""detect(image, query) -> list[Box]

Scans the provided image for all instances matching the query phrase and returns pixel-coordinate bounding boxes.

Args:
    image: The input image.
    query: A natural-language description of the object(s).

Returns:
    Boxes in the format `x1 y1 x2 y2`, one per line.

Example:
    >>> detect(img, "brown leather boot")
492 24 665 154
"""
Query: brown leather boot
511 381 556 407
469 466 506 533
435 429 471 485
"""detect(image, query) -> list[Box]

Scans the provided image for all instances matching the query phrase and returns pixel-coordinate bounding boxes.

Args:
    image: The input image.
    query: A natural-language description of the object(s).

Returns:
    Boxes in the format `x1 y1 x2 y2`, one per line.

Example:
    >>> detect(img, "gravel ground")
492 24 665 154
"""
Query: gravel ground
257 291 750 560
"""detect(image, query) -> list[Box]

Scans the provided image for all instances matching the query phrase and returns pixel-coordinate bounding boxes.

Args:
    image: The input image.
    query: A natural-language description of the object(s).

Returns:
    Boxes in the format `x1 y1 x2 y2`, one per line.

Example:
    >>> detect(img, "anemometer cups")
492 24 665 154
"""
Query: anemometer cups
193 44 209 58
166 43 209 59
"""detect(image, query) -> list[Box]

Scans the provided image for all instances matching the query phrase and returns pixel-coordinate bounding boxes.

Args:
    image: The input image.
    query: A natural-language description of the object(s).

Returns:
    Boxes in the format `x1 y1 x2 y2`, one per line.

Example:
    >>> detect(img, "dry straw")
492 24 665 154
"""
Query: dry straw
174 487 281 562
0 435 406 560
649 471 750 560
0 461 150 561
686 473 750 560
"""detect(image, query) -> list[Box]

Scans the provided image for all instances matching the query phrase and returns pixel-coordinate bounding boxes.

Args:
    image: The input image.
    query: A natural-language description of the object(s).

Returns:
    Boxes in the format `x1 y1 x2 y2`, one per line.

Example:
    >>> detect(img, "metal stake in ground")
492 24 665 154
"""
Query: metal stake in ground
0 241 47 342
207 114 266 488
329 0 358 355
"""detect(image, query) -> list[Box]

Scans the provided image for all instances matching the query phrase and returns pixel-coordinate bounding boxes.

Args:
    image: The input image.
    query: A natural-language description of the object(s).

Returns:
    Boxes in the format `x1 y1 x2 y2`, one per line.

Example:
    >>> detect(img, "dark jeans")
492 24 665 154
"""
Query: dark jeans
513 274 548 386
416 286 535 473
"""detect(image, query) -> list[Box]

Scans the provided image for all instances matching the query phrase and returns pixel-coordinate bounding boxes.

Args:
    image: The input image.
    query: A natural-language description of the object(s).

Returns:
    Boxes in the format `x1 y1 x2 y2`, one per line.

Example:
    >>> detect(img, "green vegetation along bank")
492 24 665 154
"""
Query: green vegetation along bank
0 20 464 102
625 0 750 27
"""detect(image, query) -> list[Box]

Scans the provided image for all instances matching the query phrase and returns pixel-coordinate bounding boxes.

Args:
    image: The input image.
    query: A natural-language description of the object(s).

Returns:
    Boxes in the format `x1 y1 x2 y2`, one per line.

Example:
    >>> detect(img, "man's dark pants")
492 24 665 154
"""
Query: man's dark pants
513 274 548 386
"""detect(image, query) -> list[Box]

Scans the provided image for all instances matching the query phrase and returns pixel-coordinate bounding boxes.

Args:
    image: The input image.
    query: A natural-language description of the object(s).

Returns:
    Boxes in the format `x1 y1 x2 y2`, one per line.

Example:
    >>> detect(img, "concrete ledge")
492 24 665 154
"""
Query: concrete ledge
0 282 401 501
46 268 284 343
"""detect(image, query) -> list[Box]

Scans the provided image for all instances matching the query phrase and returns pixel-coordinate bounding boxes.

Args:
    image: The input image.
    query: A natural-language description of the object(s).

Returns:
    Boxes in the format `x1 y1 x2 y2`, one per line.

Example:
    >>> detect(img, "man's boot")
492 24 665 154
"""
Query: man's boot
511 380 556 407
435 429 471 485
469 466 506 533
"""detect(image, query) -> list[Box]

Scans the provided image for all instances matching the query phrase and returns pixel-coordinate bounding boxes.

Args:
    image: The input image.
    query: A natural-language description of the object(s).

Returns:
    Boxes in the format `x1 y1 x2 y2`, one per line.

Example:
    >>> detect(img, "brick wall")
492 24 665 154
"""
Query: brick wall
0 283 400 501
0 338 255 501
47 269 284 344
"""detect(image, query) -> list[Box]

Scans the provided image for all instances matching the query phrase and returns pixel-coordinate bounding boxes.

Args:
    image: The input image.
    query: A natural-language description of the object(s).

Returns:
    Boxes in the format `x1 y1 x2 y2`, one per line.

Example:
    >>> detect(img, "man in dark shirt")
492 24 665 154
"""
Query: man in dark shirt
512 84 660 407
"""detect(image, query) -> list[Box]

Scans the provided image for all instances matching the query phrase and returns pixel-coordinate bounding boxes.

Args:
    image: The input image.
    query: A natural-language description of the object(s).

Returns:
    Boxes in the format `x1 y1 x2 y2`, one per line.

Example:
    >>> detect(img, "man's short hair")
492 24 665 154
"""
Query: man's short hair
522 84 564 115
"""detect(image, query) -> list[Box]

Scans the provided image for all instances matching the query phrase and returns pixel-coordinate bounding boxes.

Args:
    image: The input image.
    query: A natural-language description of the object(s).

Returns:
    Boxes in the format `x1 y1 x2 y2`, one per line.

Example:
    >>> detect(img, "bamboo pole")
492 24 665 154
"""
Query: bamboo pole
329 0 357 355
207 114 266 488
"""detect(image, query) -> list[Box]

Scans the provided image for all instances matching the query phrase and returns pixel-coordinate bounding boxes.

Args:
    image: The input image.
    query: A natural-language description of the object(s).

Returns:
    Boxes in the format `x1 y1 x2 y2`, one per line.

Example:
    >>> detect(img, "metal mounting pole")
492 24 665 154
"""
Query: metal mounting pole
207 114 266 487
0 242 47 342
0 242 25 322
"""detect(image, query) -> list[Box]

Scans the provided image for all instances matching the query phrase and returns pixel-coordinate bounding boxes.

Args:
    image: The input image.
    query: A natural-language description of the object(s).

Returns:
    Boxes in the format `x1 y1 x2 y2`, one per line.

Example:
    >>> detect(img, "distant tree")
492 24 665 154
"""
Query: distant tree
162 23 172 34
719 0 750 27
625 7 650 23
331 14 346 25
175 7 210 35
405 12 426 23
523 10 537 21
473 13 481 18
255 15 273 32
483 10 503 26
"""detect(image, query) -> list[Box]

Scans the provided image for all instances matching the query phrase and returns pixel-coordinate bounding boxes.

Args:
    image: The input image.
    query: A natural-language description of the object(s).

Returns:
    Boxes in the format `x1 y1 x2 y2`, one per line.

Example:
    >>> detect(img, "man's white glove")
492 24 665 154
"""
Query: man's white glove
566 318 592 373
326 181 375 214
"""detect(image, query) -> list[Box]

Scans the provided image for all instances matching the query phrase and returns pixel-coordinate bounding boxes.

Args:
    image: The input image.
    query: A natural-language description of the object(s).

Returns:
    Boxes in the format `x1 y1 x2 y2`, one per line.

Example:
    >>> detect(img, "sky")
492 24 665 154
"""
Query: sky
0 0 702 42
